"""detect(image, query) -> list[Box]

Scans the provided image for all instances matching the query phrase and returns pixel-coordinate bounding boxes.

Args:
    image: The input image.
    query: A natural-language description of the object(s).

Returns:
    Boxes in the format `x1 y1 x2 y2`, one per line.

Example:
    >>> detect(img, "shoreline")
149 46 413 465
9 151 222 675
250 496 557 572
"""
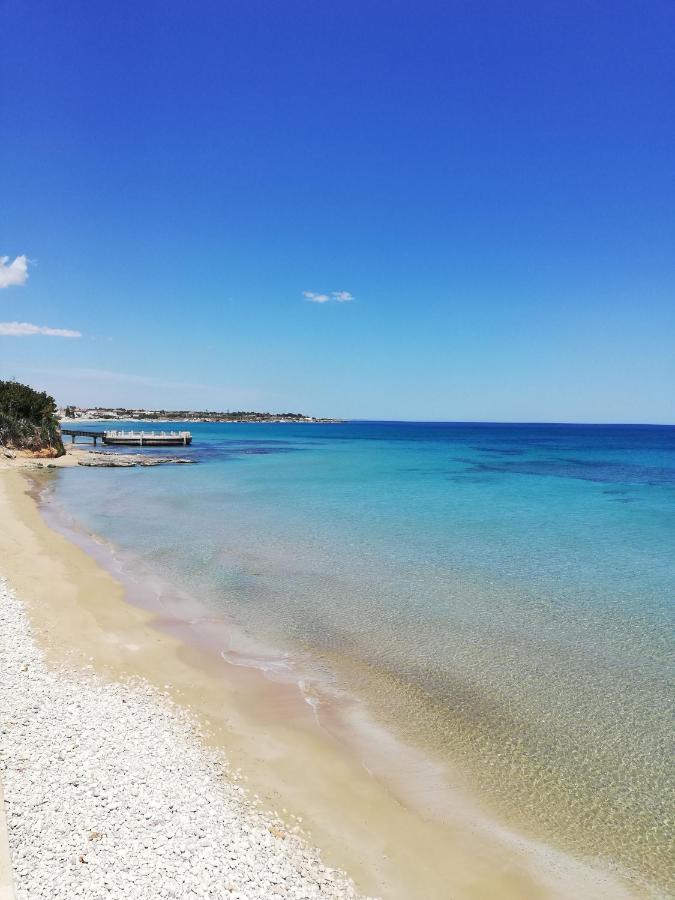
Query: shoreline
0 470 638 898
0 577 364 900
0 445 194 470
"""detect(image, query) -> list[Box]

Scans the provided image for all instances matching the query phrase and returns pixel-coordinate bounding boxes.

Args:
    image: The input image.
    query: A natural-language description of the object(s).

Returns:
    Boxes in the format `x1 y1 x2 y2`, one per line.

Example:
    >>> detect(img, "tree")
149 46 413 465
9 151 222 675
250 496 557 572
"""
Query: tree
0 380 65 456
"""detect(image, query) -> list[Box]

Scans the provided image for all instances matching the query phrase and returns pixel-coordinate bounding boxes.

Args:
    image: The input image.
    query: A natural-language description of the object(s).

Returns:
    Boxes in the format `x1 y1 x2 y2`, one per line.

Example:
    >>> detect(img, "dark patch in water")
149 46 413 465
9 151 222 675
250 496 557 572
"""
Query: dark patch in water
451 456 675 487
471 446 526 456
239 447 299 456
190 441 306 462
446 474 492 484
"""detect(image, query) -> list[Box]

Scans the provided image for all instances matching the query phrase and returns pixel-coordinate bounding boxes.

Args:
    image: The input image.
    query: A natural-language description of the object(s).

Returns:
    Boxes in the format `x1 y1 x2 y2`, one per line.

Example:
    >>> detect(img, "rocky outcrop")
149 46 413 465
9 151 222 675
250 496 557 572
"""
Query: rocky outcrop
77 455 195 468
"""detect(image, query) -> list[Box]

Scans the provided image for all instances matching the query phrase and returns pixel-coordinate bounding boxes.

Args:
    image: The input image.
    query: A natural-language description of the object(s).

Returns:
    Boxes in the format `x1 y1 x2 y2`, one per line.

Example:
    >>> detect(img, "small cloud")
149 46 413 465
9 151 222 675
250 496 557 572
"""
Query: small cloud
0 321 82 338
0 255 29 288
303 290 355 304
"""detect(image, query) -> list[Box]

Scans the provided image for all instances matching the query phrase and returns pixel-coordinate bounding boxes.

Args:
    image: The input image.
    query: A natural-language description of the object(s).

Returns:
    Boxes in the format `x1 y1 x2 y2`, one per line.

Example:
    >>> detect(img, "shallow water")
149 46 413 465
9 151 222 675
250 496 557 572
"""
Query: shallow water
50 422 675 892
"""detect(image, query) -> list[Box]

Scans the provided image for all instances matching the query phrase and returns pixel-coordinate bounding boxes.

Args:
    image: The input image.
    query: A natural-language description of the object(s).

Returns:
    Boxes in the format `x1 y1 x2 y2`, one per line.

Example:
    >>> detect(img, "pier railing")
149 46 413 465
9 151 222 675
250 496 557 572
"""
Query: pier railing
103 431 191 439
60 428 192 446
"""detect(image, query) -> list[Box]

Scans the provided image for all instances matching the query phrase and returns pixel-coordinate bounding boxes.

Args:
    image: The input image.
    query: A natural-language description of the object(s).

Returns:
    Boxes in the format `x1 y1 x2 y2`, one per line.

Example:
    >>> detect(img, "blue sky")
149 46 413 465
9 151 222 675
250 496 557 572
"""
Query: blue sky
1 0 673 422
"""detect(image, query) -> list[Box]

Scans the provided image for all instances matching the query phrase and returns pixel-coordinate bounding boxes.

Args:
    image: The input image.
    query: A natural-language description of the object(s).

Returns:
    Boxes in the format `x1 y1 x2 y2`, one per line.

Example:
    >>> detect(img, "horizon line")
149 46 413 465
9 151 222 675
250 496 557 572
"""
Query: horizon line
347 419 674 427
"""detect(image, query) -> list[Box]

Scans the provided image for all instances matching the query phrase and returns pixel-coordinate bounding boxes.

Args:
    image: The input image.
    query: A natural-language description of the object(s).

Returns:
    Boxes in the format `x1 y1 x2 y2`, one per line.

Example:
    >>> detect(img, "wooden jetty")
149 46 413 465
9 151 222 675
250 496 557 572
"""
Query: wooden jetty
61 428 192 447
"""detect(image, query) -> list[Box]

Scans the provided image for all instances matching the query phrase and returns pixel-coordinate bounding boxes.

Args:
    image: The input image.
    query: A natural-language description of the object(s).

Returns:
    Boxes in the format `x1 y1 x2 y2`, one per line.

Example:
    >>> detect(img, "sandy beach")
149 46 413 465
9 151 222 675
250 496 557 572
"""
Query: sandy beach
0 470 639 899
0 577 366 900
0 446 85 469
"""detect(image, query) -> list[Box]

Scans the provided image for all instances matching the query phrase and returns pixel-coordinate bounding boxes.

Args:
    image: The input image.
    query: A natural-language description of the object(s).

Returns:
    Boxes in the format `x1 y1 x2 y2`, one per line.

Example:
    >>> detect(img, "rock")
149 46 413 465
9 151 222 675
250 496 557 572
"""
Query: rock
78 459 135 468
77 455 195 468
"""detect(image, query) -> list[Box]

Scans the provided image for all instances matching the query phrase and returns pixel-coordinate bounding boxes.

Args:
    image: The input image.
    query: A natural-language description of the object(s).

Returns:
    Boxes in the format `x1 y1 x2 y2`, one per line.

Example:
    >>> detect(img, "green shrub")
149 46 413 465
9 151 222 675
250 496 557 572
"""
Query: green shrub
0 380 65 456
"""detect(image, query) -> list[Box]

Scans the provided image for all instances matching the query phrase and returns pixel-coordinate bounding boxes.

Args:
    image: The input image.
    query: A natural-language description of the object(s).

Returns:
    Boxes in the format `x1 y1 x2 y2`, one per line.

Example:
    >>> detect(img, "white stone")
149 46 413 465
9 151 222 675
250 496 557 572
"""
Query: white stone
0 578 375 900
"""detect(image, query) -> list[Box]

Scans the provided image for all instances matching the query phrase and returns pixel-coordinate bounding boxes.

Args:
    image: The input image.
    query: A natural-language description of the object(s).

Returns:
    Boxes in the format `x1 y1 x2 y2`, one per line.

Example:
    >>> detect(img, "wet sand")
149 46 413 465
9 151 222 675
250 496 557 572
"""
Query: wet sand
0 470 636 899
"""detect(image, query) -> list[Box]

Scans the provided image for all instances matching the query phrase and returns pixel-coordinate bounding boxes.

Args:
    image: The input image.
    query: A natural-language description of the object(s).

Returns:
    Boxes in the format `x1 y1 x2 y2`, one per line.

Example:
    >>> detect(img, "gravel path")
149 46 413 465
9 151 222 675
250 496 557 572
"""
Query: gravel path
0 578 369 900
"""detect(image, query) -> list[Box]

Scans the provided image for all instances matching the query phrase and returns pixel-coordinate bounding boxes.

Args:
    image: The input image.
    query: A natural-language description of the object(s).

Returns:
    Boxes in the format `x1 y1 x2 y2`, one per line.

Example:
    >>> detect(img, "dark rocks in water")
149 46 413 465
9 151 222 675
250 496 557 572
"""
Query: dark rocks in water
78 459 135 468
135 457 194 466
78 455 194 468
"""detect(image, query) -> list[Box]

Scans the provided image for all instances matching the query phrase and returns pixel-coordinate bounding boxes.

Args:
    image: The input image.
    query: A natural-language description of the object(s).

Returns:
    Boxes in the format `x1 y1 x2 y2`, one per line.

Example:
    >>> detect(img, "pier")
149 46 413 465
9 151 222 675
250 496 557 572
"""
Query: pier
61 428 192 447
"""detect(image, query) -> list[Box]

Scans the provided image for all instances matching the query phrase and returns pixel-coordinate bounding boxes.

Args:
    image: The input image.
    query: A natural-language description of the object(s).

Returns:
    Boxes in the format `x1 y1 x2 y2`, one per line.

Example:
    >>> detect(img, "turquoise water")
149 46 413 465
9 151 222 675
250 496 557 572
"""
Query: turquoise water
49 422 674 890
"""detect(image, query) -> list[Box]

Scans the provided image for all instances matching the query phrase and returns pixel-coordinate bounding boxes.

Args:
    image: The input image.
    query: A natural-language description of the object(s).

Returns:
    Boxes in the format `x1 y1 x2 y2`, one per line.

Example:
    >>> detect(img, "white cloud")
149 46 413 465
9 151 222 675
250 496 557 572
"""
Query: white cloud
303 290 354 304
0 255 29 289
0 321 82 338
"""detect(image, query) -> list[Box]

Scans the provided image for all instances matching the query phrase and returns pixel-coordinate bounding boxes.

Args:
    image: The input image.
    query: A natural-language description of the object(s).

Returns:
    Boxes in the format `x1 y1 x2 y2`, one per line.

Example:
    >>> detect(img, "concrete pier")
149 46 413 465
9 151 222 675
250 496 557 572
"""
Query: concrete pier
61 429 192 447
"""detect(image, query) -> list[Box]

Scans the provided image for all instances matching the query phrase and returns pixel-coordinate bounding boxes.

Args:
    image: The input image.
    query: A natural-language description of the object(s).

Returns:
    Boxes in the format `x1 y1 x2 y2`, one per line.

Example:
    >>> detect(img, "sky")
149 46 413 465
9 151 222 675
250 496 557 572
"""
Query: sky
1 0 673 422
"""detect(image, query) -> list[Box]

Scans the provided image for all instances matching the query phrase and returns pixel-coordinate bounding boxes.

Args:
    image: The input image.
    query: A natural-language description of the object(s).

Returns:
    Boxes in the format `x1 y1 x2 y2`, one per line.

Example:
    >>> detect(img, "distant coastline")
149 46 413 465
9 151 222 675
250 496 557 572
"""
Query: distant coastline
59 406 343 424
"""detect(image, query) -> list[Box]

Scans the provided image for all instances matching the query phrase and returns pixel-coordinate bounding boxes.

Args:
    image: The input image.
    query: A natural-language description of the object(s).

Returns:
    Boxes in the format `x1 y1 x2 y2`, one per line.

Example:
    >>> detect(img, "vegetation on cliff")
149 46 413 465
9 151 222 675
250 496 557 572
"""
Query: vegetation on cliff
0 380 65 456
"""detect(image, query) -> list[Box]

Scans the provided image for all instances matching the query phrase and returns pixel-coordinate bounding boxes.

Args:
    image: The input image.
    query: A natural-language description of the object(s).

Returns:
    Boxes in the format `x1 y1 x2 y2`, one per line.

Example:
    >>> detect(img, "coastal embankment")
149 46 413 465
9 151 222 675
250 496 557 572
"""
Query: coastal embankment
0 471 638 899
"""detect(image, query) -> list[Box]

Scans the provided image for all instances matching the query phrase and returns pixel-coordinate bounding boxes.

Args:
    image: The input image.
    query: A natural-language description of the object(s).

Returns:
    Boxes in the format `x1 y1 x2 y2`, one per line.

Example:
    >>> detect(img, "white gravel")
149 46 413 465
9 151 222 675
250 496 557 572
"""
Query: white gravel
0 578 370 900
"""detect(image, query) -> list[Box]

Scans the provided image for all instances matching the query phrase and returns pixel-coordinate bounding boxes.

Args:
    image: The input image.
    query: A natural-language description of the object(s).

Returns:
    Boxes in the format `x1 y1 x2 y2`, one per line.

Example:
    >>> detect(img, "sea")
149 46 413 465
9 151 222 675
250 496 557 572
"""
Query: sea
44 421 674 893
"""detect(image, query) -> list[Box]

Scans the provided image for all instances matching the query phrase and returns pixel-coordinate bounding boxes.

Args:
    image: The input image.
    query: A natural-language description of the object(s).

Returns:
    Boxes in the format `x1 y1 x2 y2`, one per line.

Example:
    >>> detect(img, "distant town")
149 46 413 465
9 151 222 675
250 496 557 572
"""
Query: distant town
58 406 342 424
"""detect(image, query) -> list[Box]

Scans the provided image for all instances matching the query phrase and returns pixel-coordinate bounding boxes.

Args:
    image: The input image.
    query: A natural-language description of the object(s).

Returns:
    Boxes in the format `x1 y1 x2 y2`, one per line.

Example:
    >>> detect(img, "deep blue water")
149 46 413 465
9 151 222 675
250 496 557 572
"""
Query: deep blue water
50 422 675 889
